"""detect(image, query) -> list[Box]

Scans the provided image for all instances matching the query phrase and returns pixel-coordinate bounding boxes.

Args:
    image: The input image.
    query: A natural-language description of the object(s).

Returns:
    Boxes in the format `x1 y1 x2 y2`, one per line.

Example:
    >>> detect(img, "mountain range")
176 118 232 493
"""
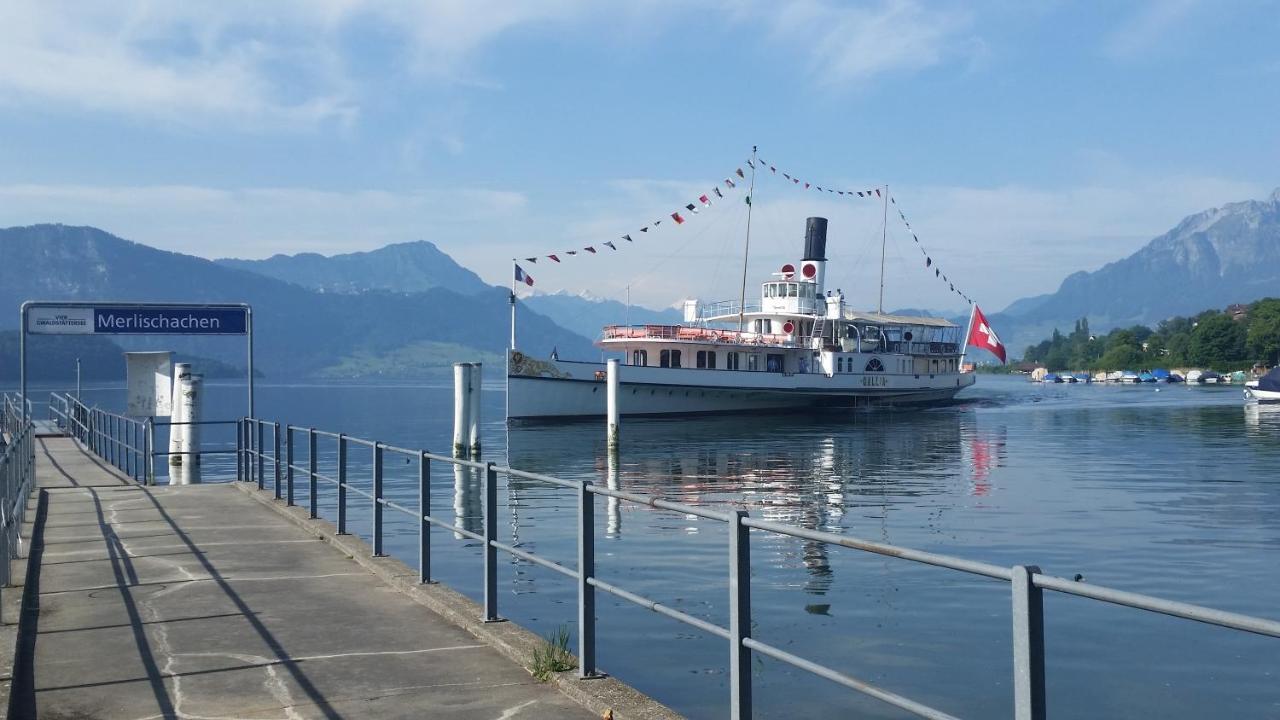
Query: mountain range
2 188 1277 379
988 188 1280 356
0 225 594 381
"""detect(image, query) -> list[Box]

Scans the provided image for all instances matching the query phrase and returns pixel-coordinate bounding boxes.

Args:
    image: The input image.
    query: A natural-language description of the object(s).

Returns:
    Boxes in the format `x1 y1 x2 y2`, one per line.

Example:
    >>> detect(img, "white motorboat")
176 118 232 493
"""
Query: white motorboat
1244 368 1280 403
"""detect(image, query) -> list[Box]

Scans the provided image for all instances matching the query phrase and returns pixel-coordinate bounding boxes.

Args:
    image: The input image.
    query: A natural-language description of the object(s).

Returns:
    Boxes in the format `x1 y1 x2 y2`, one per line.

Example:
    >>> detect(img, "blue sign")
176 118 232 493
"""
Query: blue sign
92 306 248 335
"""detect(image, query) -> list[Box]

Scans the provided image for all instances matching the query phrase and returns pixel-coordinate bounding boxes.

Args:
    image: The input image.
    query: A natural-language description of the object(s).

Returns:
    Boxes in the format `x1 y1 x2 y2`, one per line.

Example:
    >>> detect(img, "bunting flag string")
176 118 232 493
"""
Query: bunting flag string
756 149 975 305
512 163 746 272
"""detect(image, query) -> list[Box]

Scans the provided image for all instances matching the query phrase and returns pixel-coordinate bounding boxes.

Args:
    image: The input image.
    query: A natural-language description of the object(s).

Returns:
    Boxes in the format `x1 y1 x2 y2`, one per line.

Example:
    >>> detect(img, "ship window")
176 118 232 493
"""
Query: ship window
660 349 682 368
696 350 717 369
747 354 760 371
767 353 784 373
632 350 647 367
837 357 844 373
788 283 798 297
866 358 885 372
726 352 740 370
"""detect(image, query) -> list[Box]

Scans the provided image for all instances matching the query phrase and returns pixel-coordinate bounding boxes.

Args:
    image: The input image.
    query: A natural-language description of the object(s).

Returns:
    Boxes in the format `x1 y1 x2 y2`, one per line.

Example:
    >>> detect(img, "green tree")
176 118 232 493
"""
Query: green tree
1246 299 1280 365
1188 313 1247 367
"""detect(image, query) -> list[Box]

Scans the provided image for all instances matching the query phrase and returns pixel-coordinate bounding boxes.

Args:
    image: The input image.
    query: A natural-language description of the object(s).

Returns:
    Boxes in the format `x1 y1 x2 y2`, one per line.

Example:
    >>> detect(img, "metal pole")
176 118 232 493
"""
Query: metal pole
76 357 81 400
337 434 348 534
236 419 244 483
246 306 255 419
146 418 155 485
19 303 28 422
729 509 753 720
419 452 430 584
286 426 295 506
257 420 265 490
578 480 596 677
273 422 281 500
372 443 384 556
878 184 889 314
1012 565 1047 720
308 428 317 518
483 462 499 622
453 363 469 458
736 146 758 334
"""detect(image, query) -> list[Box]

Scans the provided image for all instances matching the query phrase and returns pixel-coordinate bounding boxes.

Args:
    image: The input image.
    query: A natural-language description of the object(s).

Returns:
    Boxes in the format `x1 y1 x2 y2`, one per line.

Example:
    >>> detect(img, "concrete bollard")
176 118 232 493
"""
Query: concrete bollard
468 362 482 458
453 363 470 458
606 358 620 450
169 363 191 466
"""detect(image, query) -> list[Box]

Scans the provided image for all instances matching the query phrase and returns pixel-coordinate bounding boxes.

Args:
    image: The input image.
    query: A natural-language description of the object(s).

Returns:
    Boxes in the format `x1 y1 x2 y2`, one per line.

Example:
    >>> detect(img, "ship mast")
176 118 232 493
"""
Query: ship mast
878 183 888 314
737 145 758 333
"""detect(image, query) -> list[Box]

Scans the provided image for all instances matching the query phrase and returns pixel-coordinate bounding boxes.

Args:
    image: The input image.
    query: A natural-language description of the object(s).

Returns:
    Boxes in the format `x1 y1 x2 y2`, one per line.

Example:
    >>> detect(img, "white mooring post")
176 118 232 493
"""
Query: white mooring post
453 363 470 458
468 362 482 458
606 358 620 450
169 363 191 466
185 373 203 465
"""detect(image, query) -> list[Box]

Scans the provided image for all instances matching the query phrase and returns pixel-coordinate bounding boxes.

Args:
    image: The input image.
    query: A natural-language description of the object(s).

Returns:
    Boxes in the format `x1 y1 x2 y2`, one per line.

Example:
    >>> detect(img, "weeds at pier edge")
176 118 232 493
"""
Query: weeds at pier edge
531 624 576 681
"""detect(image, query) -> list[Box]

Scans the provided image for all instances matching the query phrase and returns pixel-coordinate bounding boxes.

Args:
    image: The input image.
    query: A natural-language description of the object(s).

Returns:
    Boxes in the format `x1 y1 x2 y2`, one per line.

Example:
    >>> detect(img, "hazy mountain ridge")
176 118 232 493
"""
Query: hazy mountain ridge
0 224 593 379
992 189 1280 356
216 240 490 296
523 292 682 340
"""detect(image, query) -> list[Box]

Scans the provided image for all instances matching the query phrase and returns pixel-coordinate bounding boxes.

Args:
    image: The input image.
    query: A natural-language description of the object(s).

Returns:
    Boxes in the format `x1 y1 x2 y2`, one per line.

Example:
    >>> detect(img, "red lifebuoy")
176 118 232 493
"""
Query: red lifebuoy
783 321 795 334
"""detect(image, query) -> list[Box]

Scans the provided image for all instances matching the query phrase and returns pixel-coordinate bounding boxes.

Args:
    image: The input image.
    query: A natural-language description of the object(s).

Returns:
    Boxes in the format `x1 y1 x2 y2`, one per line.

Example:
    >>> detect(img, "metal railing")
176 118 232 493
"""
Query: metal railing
47 393 240 484
0 398 37 602
236 415 1280 720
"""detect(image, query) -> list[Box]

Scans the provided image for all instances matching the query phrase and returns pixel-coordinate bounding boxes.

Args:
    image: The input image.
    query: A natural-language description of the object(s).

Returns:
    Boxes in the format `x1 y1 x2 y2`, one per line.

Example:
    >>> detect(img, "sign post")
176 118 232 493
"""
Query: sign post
19 302 254 420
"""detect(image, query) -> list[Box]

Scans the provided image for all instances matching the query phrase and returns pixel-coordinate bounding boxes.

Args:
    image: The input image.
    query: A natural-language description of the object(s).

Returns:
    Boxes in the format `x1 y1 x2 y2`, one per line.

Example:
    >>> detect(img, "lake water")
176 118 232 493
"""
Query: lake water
23 375 1280 718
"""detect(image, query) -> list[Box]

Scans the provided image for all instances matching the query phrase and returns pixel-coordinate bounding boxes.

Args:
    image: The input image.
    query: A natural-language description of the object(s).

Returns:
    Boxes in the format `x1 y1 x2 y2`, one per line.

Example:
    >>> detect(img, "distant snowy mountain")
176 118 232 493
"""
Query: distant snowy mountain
524 291 682 341
992 188 1280 355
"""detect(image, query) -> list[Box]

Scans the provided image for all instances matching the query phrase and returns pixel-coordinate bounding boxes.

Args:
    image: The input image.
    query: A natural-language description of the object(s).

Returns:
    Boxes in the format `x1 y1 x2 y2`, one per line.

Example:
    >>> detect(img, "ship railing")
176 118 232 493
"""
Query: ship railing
695 300 762 319
234 415 1280 720
601 324 800 348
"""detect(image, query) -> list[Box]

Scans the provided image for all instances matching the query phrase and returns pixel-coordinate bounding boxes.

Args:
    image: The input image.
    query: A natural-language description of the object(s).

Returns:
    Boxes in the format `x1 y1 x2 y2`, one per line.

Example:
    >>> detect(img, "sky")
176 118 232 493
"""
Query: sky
1 1 1277 314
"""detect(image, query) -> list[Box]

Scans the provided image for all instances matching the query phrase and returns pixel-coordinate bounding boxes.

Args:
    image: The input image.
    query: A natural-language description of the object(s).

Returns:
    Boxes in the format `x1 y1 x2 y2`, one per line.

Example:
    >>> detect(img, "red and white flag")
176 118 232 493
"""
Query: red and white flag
966 305 1006 363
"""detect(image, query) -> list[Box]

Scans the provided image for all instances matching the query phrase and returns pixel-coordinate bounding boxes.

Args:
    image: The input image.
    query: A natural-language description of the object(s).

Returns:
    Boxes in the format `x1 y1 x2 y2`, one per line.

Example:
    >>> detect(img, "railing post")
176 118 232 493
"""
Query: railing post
337 434 348 534
308 428 317 518
1012 565 1047 720
372 442 384 556
146 418 155 485
729 509 752 720
257 420 265 490
236 419 244 483
578 480 597 677
418 451 430 583
286 426 295 506
483 462 500 622
273 422 282 500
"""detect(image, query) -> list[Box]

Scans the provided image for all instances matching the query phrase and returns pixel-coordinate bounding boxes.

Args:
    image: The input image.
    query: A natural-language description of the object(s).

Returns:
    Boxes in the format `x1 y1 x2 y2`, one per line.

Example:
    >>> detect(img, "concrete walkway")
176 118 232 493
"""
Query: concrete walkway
9 437 598 720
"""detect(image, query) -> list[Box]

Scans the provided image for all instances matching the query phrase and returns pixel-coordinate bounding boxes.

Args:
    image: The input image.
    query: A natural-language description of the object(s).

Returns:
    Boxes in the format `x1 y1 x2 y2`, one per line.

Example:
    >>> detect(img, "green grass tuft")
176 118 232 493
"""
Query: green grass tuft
530 624 576 681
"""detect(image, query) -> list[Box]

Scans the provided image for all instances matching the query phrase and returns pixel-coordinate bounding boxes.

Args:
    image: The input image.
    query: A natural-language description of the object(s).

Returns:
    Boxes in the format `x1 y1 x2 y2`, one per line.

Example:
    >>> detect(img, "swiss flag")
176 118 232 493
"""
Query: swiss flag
967 305 1006 363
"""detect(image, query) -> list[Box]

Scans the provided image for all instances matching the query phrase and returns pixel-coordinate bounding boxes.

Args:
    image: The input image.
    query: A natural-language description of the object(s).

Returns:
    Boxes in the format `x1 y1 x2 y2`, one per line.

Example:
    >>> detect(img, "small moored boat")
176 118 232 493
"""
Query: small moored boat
1244 368 1280 403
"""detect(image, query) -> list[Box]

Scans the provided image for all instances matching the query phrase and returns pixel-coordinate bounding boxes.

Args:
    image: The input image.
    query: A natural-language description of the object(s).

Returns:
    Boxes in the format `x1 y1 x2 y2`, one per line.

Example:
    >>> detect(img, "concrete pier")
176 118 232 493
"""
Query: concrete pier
5 437 605 719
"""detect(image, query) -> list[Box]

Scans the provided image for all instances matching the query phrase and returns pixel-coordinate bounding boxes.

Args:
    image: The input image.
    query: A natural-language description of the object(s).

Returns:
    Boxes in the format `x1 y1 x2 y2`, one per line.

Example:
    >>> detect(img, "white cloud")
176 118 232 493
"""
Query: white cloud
762 0 976 86
0 1 587 127
0 174 1267 317
0 183 528 258
1102 0 1199 60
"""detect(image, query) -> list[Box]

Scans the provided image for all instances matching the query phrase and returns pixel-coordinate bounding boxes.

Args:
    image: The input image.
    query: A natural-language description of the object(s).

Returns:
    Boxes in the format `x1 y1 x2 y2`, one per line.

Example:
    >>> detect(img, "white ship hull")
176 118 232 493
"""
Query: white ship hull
508 356 975 420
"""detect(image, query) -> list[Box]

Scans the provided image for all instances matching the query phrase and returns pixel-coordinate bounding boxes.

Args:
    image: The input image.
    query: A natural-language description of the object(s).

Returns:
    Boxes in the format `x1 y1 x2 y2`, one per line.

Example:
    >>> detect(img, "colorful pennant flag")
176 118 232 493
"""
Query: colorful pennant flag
584 246 596 254
604 241 617 250
671 211 685 224
549 254 560 263
699 194 710 206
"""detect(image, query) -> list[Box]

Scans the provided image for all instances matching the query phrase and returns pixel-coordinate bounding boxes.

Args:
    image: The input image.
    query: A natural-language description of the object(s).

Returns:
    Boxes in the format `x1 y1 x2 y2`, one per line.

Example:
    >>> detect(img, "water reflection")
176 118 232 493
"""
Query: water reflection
453 462 482 540
1243 402 1280 435
169 462 202 485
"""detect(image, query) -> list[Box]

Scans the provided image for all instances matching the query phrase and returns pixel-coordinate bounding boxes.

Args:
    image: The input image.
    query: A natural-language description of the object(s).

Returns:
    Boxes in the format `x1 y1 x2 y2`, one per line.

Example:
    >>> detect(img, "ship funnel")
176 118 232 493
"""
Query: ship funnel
803 217 828 261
